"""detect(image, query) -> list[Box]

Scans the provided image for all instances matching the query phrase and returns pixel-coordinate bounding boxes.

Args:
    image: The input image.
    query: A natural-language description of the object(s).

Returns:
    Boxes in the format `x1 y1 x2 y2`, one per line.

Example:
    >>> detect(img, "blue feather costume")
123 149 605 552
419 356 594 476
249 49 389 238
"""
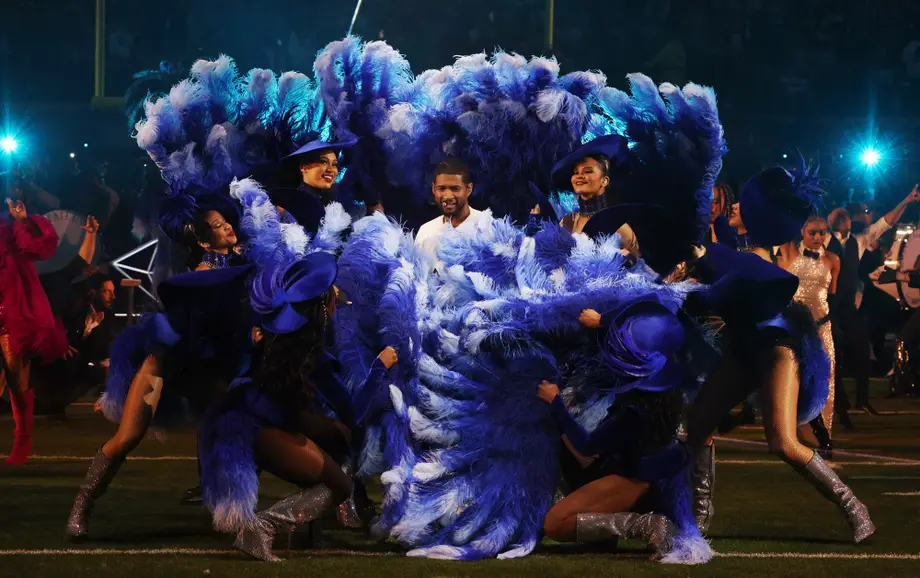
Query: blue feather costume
118 36 815 562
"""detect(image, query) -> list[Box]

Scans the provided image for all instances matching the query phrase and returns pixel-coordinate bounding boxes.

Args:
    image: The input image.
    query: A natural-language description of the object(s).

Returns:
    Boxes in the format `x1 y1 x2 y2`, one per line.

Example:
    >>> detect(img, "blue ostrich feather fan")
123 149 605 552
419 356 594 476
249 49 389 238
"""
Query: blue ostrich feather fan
587 73 727 248
131 54 334 236
335 211 704 562
378 52 605 226
314 37 416 213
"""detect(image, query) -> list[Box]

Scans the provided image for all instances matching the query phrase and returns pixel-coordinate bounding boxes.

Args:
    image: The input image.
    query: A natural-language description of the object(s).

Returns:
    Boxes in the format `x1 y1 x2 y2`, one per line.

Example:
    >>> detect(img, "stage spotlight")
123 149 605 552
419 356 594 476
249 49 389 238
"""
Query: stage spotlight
861 148 881 167
782 153 788 159
83 143 89 148
1 136 18 154
69 152 76 159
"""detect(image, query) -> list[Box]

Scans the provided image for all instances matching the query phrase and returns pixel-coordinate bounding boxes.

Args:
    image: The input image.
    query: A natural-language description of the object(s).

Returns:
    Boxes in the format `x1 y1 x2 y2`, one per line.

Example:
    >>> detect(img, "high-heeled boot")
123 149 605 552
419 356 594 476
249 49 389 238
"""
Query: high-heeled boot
809 414 834 460
576 512 675 558
690 443 715 533
336 462 365 529
890 339 918 397
5 388 34 465
795 451 875 544
66 450 126 540
234 485 334 562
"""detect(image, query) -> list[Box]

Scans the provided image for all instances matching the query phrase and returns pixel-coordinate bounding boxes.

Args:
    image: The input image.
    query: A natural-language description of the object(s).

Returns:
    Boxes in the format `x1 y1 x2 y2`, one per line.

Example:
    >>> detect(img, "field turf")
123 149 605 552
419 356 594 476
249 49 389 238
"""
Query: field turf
2 379 919 577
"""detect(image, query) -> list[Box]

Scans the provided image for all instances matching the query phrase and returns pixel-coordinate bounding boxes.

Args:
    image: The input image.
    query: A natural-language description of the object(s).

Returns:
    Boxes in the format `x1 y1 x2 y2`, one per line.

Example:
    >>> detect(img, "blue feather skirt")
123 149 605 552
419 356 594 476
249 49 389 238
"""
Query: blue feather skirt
198 381 285 533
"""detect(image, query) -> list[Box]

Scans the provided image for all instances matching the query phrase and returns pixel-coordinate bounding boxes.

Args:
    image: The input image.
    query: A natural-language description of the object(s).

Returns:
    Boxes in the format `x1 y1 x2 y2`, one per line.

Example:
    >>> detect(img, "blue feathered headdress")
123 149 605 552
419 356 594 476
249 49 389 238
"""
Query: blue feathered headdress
739 153 826 247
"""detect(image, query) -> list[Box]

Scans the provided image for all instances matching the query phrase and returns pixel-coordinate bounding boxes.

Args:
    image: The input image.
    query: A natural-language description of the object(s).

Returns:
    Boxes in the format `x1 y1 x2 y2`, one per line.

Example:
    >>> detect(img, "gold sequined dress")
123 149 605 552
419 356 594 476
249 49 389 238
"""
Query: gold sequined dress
787 248 835 432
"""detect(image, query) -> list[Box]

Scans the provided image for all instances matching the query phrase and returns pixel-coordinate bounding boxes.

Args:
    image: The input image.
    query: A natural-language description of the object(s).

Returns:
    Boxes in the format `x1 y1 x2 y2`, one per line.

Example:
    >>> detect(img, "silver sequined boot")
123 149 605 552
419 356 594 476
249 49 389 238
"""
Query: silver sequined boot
796 452 875 544
576 512 675 558
691 444 715 533
336 462 364 529
234 485 334 562
66 450 125 541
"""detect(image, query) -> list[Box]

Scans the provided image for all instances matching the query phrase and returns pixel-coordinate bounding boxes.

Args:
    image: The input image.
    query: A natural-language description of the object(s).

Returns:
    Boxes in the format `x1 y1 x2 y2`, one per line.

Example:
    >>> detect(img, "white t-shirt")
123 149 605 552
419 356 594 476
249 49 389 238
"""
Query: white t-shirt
415 208 488 263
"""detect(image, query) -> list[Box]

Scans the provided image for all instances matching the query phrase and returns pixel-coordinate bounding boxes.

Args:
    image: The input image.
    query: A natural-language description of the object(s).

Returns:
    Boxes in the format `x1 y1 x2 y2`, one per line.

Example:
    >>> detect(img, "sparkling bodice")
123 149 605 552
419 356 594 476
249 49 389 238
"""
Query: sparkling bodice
788 251 832 320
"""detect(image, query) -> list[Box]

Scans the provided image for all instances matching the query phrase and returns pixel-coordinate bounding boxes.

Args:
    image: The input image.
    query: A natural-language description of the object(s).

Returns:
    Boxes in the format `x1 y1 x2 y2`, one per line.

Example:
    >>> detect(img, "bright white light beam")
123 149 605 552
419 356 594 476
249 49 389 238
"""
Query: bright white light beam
861 148 881 167
0 137 17 154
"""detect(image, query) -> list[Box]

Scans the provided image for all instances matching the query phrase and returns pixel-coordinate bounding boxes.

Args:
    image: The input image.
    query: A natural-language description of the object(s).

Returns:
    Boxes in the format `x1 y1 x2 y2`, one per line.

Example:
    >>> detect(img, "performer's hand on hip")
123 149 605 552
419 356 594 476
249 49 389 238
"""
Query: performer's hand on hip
578 309 602 329
537 380 560 404
378 346 398 369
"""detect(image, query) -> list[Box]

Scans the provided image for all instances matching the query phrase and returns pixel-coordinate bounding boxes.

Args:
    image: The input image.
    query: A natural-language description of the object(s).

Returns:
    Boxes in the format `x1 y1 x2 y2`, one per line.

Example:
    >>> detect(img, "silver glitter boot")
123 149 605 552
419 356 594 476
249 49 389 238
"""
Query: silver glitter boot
691 444 715 533
796 452 875 543
336 462 363 529
576 512 675 558
66 450 125 541
234 485 333 562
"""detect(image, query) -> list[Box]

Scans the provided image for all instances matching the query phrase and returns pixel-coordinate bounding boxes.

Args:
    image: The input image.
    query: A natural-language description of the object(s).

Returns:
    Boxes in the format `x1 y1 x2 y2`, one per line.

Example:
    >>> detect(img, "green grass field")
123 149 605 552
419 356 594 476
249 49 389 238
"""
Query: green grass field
2 379 919 578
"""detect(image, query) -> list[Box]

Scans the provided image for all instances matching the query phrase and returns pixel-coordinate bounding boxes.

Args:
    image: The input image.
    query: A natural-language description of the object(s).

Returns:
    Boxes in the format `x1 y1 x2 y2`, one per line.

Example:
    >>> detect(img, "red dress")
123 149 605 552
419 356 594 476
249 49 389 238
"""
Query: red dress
0 215 69 362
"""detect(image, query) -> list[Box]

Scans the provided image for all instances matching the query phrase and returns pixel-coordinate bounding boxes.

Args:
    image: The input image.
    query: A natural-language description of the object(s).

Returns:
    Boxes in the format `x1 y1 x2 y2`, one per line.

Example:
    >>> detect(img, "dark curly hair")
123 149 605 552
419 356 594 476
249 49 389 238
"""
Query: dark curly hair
256 290 333 410
182 209 226 269
615 386 684 453
713 180 734 218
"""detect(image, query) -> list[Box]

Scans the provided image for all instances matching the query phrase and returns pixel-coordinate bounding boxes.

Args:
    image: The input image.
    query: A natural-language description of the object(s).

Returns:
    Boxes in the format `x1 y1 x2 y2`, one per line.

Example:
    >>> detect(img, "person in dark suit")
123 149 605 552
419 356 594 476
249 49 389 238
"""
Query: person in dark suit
32 272 119 418
826 188 919 420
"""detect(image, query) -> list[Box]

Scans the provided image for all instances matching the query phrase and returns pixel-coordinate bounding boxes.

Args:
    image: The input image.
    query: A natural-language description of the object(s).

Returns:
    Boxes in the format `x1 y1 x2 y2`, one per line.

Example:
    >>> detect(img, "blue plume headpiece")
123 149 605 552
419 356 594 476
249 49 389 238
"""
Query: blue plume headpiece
250 252 337 334
739 153 826 247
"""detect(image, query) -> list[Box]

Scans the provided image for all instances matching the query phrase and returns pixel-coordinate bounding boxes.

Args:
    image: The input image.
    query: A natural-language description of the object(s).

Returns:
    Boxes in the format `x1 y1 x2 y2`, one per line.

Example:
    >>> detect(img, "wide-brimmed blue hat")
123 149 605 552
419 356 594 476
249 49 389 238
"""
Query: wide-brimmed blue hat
688 242 800 327
283 135 359 161
266 187 325 235
581 203 698 276
250 252 338 334
739 161 824 247
600 297 686 393
551 134 629 192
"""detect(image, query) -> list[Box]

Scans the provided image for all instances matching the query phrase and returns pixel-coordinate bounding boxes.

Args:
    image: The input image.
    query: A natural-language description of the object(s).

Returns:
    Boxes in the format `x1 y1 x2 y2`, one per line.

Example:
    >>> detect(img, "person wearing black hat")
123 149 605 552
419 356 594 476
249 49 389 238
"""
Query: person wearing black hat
183 203 242 271
197 254 398 562
66 193 252 540
537 301 695 560
681 165 875 544
547 135 639 257
275 136 359 215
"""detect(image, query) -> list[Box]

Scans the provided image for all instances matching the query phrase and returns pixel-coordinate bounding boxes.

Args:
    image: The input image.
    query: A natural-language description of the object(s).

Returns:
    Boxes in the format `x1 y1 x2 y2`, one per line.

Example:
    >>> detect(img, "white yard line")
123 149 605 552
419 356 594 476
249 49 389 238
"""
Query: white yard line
0 455 196 461
712 436 920 464
3 454 915 467
0 548 918 561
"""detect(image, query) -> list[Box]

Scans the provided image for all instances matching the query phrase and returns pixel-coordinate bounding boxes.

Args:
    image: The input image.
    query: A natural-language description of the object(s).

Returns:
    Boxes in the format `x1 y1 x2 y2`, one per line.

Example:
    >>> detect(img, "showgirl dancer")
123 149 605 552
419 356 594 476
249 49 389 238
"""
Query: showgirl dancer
684 164 875 543
198 250 396 561
778 214 840 457
67 192 253 540
100 34 867 562
547 135 639 257
537 305 692 559
1 195 68 465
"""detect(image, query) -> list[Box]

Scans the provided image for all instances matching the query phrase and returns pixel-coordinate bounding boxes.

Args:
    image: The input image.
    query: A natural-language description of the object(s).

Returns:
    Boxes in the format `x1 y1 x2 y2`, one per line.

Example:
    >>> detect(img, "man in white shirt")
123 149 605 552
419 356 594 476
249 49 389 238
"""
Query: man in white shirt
415 158 489 262
826 186 919 260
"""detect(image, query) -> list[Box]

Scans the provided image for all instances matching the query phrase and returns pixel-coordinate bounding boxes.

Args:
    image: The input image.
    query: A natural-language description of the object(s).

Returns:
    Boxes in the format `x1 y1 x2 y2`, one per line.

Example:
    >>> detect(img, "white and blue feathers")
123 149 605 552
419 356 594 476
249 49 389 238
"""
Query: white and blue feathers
334 213 706 561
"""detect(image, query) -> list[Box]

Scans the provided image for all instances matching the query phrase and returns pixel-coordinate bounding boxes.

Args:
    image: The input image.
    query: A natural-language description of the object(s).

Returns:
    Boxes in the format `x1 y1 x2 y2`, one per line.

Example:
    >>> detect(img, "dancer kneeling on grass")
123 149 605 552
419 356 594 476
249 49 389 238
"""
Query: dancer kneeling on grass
199 252 396 562
537 298 696 560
